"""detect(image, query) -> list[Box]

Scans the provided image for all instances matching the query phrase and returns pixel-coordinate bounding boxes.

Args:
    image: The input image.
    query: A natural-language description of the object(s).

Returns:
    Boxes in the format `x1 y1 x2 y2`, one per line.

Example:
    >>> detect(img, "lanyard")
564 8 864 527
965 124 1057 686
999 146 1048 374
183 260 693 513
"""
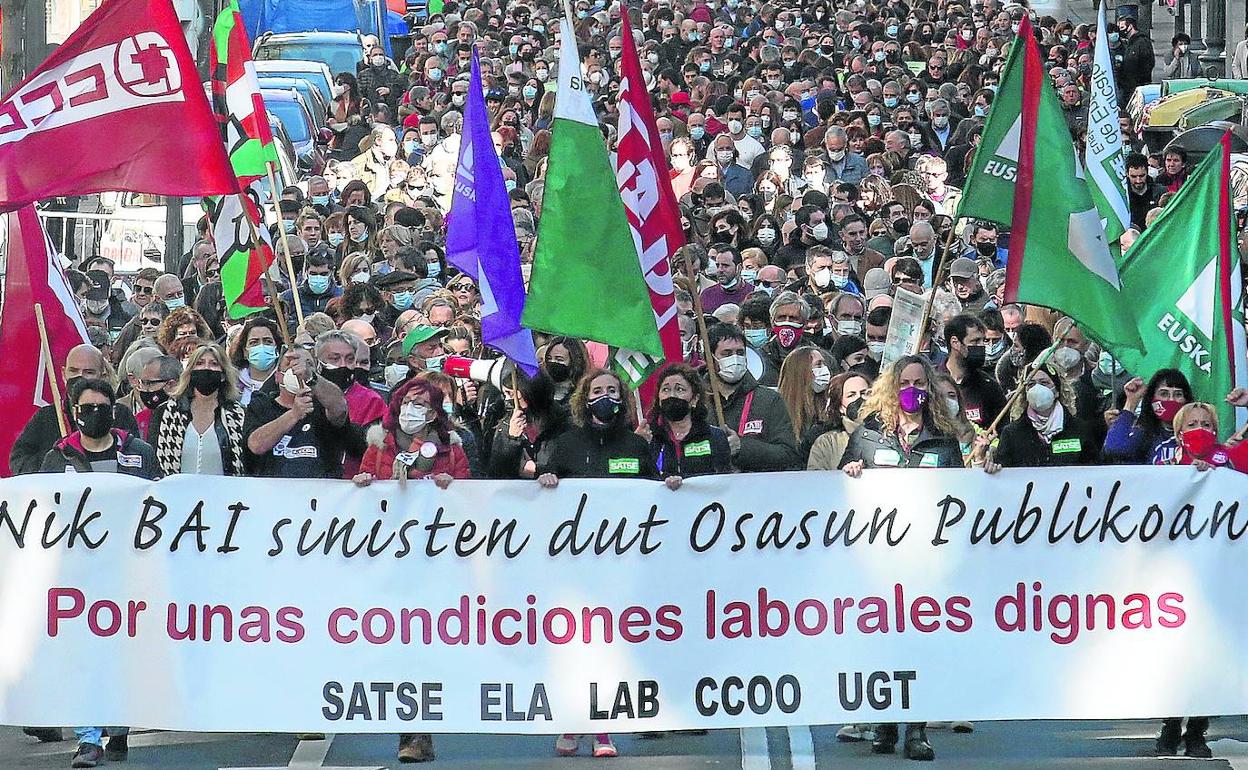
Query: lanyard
737 391 755 435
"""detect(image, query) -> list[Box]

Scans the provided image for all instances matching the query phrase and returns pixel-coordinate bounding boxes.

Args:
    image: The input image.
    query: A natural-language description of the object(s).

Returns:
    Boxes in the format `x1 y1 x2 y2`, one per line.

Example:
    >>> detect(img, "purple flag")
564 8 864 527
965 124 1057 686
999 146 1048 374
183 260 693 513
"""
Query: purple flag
446 47 539 376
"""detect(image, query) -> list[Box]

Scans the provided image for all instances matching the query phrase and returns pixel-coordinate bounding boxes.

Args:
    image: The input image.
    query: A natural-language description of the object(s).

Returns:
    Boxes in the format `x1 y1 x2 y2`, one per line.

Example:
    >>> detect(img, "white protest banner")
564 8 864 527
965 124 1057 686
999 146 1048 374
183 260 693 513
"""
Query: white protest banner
884 286 925 367
1 468 1247 733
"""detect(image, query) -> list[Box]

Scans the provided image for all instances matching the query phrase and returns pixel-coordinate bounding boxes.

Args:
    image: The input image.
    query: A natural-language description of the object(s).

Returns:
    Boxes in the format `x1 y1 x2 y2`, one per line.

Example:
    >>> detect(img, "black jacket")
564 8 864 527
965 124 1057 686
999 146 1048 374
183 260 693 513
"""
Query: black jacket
839 414 963 469
1119 32 1156 98
39 429 160 479
539 424 658 480
649 420 733 478
712 373 800 471
993 411 1101 468
488 405 571 479
10 401 139 476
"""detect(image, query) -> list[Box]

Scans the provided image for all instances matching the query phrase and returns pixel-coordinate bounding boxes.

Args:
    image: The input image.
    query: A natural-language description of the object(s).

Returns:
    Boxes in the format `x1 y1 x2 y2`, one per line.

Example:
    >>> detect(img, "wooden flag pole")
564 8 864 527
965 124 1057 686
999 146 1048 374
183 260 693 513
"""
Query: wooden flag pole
266 161 305 329
34 304 69 438
236 193 292 345
675 250 725 427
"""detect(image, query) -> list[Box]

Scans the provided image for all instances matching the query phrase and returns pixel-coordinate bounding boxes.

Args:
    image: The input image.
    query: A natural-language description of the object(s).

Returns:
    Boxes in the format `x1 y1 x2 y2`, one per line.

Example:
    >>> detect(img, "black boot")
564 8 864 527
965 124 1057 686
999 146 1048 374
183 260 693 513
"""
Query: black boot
1155 718 1182 756
903 723 935 761
1184 718 1212 758
22 727 63 742
104 734 129 762
872 723 898 754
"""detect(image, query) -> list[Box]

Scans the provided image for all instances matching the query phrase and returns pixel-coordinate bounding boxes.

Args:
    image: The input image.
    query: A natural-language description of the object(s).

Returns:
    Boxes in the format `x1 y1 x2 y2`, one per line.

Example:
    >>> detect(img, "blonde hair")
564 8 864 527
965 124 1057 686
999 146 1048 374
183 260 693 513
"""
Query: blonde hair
1008 361 1079 420
777 347 831 441
1173 402 1219 436
171 342 241 402
860 355 963 437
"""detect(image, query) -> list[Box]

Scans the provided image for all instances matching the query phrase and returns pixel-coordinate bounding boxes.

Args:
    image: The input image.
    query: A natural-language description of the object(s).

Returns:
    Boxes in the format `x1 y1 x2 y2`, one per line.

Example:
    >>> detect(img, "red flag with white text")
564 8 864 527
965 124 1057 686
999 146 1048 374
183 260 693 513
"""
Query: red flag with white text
611 12 685 399
0 207 90 476
0 0 237 211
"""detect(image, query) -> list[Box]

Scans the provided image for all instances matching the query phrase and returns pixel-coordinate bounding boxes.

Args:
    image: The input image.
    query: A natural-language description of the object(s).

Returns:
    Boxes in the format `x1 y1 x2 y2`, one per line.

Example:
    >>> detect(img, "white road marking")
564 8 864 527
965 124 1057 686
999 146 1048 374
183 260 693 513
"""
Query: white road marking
740 727 771 770
787 725 816 770
220 734 383 770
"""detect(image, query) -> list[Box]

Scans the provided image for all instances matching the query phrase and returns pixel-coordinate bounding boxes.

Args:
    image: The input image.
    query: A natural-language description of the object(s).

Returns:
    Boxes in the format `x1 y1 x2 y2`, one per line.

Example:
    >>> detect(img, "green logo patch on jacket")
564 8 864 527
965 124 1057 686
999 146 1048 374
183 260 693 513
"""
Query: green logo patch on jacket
608 457 641 474
684 439 712 457
1051 438 1082 454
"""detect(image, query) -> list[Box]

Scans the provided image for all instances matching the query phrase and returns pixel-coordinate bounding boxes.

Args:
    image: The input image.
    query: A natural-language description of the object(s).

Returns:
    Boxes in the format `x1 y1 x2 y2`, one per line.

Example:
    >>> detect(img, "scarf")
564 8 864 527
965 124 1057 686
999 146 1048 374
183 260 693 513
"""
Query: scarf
1027 403 1065 444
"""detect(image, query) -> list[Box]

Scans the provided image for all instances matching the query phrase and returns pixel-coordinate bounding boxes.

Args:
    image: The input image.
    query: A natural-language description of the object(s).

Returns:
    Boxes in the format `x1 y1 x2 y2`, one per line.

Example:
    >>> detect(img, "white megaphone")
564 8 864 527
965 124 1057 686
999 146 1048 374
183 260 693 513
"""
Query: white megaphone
442 355 516 389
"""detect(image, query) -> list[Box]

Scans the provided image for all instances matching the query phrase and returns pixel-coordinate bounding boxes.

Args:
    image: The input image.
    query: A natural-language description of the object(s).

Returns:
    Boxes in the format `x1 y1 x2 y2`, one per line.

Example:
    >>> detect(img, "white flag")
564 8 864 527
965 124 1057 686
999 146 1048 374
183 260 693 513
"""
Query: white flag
1085 3 1131 247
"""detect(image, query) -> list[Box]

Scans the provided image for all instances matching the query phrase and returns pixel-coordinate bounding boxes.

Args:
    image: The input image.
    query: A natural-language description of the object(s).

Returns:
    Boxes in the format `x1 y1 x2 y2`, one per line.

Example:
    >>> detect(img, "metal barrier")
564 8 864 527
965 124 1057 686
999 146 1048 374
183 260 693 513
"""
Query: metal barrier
36 209 197 274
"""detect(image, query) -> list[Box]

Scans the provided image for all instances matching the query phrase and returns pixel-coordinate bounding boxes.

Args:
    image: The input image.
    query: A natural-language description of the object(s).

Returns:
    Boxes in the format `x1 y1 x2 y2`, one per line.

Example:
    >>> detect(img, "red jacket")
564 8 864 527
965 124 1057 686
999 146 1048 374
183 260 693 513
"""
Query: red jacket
358 426 471 480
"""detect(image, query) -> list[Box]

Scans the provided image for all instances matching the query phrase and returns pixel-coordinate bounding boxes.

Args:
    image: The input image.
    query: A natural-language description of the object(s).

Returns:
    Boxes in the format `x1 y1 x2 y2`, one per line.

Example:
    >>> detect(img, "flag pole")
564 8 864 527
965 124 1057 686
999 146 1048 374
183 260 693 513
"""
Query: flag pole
675 250 726 427
235 192 292 345
265 161 305 328
34 304 69 438
910 213 961 356
971 317 1075 467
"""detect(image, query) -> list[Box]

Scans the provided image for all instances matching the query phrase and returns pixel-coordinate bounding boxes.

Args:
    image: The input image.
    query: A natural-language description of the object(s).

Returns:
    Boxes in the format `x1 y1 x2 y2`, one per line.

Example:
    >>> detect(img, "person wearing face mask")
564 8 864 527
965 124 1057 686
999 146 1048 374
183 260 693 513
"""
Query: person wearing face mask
39 376 159 769
1125 152 1163 230
822 127 868 185
838 355 961 761
772 206 831 272
807 370 874 470
755 291 814 387
10 344 141 475
317 330 386 478
706 324 799 471
147 342 248 477
983 361 1100 471
645 363 733 489
358 45 402 112
373 269 421 330
124 351 181 437
541 336 590 407
229 317 283 406
281 249 341 316
1103 369 1193 465
940 314 1005 429
242 347 349 478
709 134 753 197
700 244 756 313
777 347 843 463
1115 15 1155 106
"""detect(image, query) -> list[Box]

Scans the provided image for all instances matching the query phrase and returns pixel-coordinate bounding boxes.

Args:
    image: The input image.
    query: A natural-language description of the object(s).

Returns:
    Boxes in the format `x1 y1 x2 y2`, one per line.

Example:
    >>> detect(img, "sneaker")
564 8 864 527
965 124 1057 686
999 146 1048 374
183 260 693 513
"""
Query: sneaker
397 733 434 763
104 734 129 761
555 734 580 756
592 734 618 758
837 724 875 742
903 726 935 761
951 721 974 733
70 743 103 768
23 727 64 743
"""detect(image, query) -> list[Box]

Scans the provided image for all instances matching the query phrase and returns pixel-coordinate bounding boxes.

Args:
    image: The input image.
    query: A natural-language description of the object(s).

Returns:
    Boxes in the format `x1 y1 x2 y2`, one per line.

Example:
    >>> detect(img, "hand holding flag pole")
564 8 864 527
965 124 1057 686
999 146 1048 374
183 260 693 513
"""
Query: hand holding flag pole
909 213 963 356
265 161 305 328
674 252 726 427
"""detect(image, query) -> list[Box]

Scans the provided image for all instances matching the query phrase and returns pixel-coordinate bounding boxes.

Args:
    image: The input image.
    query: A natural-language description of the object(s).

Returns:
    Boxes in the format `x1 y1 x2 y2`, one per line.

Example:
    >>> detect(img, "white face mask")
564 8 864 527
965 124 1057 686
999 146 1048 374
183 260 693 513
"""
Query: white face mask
280 368 305 395
836 320 863 337
1026 382 1057 412
812 267 832 288
810 222 829 241
756 227 776 245
946 396 961 415
811 365 832 393
399 403 430 434
351 270 370 284
716 353 748 383
384 363 410 388
867 340 886 359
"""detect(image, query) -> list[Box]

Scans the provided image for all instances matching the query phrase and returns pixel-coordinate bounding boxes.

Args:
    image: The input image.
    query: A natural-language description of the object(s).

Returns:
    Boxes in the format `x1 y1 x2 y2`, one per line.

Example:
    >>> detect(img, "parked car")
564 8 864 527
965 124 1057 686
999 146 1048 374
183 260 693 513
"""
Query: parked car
254 59 336 104
261 87 328 175
254 31 365 84
257 74 331 125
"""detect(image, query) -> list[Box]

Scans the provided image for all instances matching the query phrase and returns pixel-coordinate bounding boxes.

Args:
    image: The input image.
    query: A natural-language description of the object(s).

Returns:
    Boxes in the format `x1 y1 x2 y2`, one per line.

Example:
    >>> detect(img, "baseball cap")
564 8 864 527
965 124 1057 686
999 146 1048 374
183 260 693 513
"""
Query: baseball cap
949 257 978 279
402 325 449 357
863 268 891 300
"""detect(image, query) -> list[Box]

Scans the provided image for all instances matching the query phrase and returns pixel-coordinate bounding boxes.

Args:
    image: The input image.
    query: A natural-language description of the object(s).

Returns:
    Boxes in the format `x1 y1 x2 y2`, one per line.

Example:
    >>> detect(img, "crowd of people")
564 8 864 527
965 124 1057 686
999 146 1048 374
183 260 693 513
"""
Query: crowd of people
16 0 1248 765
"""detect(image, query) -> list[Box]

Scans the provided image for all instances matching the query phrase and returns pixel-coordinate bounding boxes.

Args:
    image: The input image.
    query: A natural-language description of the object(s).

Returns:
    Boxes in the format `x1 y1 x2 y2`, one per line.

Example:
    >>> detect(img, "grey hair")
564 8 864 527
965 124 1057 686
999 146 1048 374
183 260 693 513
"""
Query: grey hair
769 290 812 323
314 330 359 362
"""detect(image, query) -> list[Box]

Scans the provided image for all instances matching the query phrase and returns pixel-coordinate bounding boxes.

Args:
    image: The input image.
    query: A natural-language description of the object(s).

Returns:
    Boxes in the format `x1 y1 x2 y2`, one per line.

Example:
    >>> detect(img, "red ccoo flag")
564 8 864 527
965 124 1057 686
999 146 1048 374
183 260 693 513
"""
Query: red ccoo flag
611 11 685 400
0 207 90 476
0 0 237 211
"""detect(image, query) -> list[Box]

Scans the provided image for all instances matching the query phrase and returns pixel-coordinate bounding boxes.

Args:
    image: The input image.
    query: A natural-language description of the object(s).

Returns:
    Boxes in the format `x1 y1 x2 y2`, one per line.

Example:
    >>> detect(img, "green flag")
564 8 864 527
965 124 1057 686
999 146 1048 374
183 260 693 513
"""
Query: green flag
959 17 1143 352
208 0 278 318
1085 4 1130 254
520 17 663 358
1113 133 1248 431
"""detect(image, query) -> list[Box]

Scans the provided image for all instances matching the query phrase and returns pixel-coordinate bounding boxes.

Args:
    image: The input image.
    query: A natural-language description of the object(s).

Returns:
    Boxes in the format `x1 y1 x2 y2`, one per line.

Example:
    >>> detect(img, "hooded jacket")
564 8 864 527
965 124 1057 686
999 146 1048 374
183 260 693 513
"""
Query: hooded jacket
39 429 160 479
358 424 471 480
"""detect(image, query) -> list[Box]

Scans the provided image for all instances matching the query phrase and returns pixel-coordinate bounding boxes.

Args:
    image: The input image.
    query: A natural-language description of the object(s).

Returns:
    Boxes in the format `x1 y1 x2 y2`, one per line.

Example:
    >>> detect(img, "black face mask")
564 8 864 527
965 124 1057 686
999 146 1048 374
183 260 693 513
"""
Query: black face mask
77 403 114 439
844 397 865 422
189 369 224 396
587 394 623 425
659 396 692 421
976 241 998 257
138 389 170 410
546 361 572 382
963 344 987 370
321 365 355 390
353 367 370 386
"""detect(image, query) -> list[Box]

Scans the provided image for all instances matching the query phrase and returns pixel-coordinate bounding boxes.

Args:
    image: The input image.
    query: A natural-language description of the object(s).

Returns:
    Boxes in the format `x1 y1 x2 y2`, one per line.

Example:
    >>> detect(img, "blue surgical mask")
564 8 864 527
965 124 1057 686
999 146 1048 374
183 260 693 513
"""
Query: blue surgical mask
747 125 763 138
282 219 296 234
741 268 758 283
884 96 899 108
744 327 770 347
328 232 345 247
505 179 517 191
403 139 418 155
165 296 185 310
425 354 446 372
307 274 331 294
426 261 441 279
311 194 330 207
690 126 705 140
247 343 278 371
392 290 414 310
523 85 538 100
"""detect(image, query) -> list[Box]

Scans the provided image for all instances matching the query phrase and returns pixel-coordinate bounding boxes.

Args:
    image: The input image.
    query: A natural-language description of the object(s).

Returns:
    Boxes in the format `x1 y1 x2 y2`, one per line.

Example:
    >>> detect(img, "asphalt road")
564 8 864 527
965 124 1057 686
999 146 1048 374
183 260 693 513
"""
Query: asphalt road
7 718 1248 768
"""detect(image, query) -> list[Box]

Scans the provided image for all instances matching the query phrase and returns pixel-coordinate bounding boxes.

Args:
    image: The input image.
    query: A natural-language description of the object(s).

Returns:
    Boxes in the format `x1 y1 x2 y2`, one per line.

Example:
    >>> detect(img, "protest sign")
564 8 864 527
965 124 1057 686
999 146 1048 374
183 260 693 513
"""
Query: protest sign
1 468 1246 733
884 286 926 367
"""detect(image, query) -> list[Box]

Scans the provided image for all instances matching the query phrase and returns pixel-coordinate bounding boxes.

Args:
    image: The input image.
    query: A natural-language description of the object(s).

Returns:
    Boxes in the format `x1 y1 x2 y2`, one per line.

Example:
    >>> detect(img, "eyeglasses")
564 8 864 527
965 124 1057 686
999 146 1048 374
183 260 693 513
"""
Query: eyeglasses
139 378 170 388
206 269 221 279
135 285 154 295
139 317 162 327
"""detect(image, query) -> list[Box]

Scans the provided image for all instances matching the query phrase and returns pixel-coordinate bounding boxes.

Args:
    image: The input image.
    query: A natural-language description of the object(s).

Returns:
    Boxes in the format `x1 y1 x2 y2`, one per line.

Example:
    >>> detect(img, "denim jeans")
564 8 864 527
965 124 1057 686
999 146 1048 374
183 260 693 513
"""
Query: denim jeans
73 726 128 747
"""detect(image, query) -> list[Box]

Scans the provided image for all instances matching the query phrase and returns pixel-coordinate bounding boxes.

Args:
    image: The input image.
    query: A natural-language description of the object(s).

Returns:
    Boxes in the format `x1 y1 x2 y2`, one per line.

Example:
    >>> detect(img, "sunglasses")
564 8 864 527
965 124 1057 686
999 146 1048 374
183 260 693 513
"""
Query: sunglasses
450 283 477 292
139 317 162 327
135 285 154 295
